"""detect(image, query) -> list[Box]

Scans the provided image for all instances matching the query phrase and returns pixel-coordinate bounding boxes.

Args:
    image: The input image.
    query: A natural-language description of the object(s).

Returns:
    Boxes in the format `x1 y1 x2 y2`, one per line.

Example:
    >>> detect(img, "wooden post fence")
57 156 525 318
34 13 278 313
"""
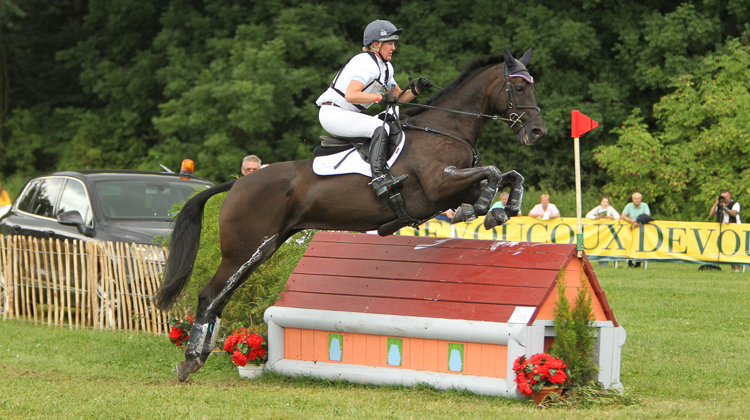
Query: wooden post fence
0 234 172 333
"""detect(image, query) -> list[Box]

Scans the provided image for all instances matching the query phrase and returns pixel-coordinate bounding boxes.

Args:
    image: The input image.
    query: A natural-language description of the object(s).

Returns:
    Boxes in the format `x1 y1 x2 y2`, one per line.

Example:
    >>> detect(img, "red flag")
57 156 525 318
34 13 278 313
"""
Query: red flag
571 110 599 138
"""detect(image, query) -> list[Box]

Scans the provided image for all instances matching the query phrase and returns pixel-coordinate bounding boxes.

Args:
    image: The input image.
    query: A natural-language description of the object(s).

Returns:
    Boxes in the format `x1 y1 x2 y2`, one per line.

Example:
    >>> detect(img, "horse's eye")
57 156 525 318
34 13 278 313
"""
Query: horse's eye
515 86 524 92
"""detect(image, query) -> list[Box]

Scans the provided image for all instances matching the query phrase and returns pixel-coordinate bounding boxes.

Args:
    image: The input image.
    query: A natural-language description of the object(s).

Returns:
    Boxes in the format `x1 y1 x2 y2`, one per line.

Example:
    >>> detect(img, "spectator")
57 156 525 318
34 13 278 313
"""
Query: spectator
709 190 742 272
621 192 651 268
490 191 522 215
241 155 262 176
586 196 620 220
620 192 650 228
435 208 455 223
528 194 560 220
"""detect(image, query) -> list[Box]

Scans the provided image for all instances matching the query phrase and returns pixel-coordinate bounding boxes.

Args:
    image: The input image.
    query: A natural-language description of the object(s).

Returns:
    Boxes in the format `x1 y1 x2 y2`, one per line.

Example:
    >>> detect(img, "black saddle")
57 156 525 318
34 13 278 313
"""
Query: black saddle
313 121 403 162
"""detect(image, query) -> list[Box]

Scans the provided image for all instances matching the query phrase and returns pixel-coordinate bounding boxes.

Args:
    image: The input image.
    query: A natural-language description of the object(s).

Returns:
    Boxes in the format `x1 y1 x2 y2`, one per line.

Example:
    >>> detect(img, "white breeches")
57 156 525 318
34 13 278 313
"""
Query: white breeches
318 105 390 139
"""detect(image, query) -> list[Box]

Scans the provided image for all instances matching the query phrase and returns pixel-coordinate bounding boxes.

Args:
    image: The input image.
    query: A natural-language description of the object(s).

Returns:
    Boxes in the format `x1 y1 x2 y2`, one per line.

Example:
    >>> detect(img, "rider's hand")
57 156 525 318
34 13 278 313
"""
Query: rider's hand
381 89 398 104
416 77 434 94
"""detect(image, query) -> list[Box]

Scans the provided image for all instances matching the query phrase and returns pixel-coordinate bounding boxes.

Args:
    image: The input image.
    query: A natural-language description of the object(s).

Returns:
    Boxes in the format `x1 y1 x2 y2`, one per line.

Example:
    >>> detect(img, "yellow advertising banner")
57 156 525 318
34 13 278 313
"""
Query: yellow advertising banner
395 217 750 264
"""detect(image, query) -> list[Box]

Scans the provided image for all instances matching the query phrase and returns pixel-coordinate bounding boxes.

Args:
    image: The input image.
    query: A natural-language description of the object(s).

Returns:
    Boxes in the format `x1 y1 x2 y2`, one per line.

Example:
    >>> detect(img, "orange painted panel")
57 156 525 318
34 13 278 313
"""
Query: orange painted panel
480 344 498 377
366 335 381 367
437 342 450 373
300 329 315 360
401 338 410 369
535 259 607 321
285 328 302 360
351 333 368 365
409 338 424 371
465 343 482 375
313 331 329 362
544 336 555 353
495 345 508 378
423 340 439 371
287 328 510 377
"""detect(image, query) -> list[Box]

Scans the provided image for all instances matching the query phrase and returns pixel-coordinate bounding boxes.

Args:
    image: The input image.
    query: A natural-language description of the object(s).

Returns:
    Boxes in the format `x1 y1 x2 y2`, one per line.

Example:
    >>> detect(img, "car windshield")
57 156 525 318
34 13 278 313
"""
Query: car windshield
94 178 207 220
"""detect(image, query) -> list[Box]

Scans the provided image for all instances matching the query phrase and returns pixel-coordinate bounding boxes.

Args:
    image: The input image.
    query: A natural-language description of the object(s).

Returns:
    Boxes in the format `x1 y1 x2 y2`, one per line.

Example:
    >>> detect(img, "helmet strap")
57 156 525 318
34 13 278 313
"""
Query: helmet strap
371 41 380 52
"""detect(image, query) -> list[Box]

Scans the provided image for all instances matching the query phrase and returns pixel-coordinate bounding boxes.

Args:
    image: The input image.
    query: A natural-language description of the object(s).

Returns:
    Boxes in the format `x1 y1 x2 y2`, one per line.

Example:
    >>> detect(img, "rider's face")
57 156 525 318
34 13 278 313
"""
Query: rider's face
376 41 396 61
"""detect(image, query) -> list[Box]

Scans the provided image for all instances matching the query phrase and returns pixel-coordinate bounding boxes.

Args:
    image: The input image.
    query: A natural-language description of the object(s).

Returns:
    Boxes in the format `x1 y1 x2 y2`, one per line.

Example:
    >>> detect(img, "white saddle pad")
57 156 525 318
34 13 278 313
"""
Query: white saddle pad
312 133 405 177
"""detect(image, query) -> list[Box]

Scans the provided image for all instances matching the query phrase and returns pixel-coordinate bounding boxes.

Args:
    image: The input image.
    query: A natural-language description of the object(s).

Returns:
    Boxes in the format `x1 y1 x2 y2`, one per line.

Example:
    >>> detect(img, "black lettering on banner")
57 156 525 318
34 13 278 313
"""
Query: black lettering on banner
550 223 575 245
718 229 740 256
639 223 663 252
604 224 625 250
668 227 687 254
692 228 715 255
527 223 549 243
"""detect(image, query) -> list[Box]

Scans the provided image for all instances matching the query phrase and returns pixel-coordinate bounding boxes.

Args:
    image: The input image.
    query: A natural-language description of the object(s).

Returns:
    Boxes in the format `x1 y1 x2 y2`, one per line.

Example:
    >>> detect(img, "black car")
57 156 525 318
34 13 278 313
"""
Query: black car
0 169 213 245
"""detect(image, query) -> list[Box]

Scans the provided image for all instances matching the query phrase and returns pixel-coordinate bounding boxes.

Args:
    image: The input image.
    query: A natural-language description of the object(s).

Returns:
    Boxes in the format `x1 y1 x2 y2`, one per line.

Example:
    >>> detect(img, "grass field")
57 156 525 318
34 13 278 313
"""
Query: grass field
1 262 749 419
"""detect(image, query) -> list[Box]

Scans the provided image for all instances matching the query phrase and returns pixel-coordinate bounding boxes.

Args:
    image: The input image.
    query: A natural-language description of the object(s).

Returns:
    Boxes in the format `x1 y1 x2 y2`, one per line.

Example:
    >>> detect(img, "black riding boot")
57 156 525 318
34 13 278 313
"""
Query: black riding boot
369 127 407 196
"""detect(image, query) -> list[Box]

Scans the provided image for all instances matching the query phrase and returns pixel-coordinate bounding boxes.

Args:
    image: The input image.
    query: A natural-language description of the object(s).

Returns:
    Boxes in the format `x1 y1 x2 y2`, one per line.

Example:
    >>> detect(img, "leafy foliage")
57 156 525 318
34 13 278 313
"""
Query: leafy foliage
549 272 598 389
595 39 750 220
2 0 750 211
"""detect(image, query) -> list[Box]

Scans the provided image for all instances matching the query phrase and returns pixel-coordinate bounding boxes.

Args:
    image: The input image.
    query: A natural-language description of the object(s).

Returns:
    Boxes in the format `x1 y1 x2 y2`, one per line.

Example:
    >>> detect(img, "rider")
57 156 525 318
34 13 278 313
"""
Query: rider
316 19 433 196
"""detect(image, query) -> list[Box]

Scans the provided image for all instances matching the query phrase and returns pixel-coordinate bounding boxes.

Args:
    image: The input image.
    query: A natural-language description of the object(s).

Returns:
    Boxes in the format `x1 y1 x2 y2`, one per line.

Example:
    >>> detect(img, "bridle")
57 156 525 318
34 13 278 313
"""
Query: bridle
393 62 543 165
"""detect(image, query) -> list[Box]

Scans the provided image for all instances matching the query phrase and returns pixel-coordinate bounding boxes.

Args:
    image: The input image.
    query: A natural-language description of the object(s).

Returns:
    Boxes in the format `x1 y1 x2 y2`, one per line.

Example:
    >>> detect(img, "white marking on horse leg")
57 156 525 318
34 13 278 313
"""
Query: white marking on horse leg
206 234 278 312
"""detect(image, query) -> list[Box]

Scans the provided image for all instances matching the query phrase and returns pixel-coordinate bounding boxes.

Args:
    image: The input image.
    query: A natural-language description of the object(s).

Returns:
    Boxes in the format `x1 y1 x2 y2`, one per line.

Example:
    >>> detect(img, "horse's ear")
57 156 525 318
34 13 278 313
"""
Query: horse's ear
503 46 516 69
519 48 532 67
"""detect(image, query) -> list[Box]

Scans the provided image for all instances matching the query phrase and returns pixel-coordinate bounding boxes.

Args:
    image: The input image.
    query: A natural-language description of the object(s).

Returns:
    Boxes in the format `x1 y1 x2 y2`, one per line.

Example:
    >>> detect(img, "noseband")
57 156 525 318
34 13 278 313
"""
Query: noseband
491 63 543 135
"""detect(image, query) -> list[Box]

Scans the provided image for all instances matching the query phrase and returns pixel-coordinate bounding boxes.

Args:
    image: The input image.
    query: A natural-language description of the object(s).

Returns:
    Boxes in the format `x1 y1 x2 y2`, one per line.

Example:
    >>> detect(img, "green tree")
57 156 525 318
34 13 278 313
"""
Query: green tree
594 39 750 220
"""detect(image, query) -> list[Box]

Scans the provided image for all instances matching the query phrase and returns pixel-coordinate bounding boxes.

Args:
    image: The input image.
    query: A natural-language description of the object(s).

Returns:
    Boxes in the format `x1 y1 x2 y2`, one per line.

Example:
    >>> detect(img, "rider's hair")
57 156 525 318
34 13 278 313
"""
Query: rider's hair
362 43 378 53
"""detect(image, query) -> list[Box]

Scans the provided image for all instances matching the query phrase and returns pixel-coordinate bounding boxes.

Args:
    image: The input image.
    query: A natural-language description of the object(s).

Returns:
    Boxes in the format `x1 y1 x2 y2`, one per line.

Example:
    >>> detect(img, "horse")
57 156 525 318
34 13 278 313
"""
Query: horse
155 47 547 381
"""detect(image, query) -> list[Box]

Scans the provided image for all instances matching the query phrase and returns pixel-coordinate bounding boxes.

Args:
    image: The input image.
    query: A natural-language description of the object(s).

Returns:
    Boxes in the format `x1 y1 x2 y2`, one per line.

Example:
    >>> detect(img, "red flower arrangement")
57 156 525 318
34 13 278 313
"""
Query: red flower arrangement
223 326 268 367
168 315 194 347
513 353 568 396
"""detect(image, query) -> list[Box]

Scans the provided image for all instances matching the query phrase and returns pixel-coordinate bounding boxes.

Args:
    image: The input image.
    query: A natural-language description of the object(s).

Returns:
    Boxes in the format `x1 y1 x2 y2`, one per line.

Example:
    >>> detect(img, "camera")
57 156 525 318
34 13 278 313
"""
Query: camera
718 195 725 204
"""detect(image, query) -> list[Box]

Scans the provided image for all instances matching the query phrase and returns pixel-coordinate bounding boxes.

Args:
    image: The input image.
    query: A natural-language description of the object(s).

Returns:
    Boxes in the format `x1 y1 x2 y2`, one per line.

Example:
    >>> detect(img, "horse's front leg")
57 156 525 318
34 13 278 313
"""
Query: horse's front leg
483 170 525 229
433 165 502 223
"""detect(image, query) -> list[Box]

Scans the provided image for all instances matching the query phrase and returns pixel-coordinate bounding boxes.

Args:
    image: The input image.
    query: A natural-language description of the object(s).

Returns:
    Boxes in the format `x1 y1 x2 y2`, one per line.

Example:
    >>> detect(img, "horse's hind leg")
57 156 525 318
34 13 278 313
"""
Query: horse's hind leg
176 235 279 382
483 170 525 229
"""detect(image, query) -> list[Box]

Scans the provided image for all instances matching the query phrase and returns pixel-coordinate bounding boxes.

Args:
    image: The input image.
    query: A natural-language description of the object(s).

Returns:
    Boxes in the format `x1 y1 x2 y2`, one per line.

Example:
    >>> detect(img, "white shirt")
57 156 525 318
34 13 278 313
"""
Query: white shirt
585 205 620 220
529 203 560 220
316 53 396 112
721 201 742 224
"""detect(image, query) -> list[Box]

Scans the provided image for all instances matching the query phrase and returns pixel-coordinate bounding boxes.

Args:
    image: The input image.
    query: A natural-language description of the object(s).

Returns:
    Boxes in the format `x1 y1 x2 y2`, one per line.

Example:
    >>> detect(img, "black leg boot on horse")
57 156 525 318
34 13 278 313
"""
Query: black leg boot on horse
369 126 407 197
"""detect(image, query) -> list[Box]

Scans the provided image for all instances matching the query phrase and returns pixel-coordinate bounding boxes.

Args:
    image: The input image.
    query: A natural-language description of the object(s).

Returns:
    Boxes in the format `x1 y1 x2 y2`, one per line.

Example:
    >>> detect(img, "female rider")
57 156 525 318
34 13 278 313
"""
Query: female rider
316 19 432 196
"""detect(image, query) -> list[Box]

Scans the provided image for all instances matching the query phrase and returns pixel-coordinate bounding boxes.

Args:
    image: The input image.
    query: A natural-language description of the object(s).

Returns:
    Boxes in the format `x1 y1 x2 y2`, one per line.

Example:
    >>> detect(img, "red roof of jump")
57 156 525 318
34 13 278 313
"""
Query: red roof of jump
275 232 617 326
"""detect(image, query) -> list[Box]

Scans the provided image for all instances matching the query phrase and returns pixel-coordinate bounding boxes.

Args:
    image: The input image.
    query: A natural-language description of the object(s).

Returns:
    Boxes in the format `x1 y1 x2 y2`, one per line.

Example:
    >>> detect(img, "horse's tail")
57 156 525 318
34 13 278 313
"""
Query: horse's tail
155 179 237 311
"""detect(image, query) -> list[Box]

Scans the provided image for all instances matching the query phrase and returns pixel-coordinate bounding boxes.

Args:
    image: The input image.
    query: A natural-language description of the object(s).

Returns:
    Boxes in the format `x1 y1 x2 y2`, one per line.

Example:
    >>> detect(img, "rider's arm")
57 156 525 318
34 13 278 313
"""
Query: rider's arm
344 81 420 104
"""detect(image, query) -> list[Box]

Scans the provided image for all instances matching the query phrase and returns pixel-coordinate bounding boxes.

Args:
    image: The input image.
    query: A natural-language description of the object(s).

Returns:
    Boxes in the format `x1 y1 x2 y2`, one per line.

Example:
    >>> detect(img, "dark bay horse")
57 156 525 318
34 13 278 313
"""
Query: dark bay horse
155 47 547 381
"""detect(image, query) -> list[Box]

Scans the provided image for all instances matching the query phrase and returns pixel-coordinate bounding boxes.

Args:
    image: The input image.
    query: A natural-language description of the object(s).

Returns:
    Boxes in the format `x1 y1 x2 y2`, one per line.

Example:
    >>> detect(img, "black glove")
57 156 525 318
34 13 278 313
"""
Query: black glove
410 77 433 95
416 77 433 94
381 88 398 104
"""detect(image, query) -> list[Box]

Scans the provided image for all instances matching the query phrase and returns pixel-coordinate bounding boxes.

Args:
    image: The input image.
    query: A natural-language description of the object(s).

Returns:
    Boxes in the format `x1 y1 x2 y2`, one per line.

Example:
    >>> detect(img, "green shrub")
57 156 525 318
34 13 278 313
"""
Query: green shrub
548 272 599 388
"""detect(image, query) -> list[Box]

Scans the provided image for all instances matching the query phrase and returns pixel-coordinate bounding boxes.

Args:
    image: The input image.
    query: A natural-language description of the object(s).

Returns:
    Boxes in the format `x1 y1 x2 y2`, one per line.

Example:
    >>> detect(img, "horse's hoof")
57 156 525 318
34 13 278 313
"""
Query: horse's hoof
484 208 509 230
175 358 203 382
451 204 477 223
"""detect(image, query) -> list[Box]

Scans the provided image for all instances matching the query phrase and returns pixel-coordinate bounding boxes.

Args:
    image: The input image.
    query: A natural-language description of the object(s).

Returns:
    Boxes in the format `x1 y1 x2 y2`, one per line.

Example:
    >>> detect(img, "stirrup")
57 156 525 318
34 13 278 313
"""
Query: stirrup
370 173 408 197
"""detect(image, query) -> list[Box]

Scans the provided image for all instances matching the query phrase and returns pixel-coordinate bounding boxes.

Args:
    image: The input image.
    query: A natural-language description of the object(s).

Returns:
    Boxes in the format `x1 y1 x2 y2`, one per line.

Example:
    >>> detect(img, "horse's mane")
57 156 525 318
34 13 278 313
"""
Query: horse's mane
402 55 504 117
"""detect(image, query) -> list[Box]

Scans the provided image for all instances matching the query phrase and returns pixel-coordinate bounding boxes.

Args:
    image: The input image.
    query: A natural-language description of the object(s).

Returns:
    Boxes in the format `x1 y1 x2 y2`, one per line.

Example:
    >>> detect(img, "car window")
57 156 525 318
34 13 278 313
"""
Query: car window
16 178 64 218
32 178 64 217
58 179 93 226
95 179 203 220
16 180 42 213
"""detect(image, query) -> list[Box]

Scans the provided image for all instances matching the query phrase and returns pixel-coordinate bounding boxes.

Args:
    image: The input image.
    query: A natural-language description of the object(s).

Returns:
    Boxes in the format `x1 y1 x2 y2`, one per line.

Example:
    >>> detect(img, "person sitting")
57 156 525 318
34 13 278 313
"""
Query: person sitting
490 191 522 215
315 19 433 197
586 196 620 220
528 194 560 220
241 155 262 176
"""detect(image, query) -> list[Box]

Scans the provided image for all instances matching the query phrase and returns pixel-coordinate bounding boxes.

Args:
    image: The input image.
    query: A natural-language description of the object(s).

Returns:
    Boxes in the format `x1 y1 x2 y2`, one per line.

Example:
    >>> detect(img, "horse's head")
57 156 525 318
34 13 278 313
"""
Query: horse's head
494 47 547 145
